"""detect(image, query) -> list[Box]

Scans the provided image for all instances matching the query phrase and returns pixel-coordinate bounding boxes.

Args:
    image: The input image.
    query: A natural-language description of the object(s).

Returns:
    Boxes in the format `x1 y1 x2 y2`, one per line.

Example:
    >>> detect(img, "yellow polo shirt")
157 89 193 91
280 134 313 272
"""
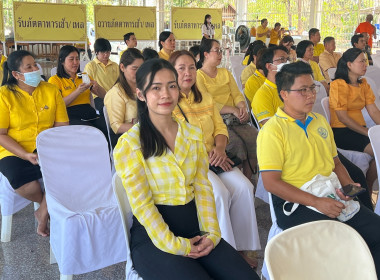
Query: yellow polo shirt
0 56 7 85
158 49 171 60
241 62 256 87
244 70 266 102
104 83 137 134
257 107 338 188
313 43 325 57
0 82 69 159
84 58 119 92
319 50 342 83
269 29 280 45
242 56 249 66
48 74 92 107
252 79 283 126
172 90 228 153
256 25 269 43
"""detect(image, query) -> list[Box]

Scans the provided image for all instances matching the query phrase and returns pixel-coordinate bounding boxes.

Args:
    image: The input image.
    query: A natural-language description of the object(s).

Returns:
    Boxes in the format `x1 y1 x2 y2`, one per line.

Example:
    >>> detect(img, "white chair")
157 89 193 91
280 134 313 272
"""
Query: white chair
231 64 246 93
265 220 377 280
365 65 380 91
80 60 89 72
36 125 126 279
368 125 380 215
312 80 327 116
0 174 40 242
112 174 143 280
230 55 244 69
50 67 57 77
103 106 115 173
327 67 336 81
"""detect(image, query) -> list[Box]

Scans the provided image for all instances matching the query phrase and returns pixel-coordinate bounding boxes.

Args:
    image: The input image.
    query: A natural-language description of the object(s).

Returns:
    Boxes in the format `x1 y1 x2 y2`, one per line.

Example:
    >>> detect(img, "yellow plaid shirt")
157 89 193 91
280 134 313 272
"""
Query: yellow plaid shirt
113 119 221 255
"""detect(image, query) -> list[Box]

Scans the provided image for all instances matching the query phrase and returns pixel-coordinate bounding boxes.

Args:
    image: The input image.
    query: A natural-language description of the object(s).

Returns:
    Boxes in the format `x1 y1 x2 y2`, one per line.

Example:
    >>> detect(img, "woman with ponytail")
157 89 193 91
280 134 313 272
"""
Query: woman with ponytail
0 50 69 236
113 58 260 280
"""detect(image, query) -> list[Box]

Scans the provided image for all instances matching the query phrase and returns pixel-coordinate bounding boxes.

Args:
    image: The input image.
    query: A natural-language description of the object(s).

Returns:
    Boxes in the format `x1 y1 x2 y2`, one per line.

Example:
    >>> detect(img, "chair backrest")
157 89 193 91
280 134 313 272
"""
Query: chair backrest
103 106 113 153
321 96 330 123
368 125 380 214
327 67 336 80
365 76 380 108
365 65 380 91
80 60 89 72
230 55 244 68
231 64 246 93
265 220 377 280
50 67 57 77
36 125 114 212
312 80 328 115
251 110 261 130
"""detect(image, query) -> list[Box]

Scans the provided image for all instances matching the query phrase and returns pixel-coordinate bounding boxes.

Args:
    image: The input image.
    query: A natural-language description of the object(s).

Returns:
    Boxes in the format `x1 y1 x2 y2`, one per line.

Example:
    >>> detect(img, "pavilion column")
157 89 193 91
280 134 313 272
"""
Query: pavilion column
235 0 247 26
309 0 323 29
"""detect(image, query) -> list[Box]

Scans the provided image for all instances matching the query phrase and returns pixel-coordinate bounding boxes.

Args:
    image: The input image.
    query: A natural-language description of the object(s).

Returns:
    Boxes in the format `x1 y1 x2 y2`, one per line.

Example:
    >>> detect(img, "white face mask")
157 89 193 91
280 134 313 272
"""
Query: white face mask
271 61 290 72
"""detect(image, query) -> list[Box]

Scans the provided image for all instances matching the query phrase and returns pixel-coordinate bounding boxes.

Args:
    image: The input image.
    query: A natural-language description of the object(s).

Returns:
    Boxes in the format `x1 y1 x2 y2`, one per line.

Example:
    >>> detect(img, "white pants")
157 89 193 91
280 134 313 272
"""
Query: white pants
208 167 261 251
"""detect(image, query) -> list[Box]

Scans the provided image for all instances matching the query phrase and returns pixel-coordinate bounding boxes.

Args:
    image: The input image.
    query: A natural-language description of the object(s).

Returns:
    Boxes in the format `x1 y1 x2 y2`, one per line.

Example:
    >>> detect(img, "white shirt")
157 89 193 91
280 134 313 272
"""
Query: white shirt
202 23 215 38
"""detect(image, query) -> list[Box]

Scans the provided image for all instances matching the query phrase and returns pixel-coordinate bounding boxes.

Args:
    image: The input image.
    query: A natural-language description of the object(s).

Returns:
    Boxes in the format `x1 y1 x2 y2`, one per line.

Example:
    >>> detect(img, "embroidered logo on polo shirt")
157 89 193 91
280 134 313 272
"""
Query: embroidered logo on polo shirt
318 127 328 139
64 86 72 90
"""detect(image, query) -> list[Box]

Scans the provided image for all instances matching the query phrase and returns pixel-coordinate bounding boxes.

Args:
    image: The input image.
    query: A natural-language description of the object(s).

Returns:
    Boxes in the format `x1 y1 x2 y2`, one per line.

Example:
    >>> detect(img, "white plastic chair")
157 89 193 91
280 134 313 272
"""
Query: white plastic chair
0 174 40 242
365 66 380 91
312 80 327 116
230 55 244 69
112 174 143 280
368 125 380 215
50 67 57 77
327 67 336 81
80 60 89 72
103 106 115 173
231 64 246 93
36 125 126 279
265 220 377 280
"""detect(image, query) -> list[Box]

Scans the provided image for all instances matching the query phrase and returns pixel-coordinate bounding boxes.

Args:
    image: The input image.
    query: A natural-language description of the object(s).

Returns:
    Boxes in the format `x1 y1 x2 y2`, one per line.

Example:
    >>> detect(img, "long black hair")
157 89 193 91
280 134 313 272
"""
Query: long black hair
244 41 267 65
334 48 364 84
56 45 80 78
2 50 34 95
197 38 219 69
203 14 213 30
158 31 172 50
136 58 179 159
117 48 144 100
169 50 203 103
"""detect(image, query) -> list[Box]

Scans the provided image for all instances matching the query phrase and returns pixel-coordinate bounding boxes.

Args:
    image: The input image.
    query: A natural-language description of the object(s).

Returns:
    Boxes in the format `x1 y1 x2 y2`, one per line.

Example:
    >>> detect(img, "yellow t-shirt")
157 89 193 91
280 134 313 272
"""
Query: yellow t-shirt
257 107 338 188
329 78 375 128
0 82 69 159
269 29 280 45
172 90 228 153
104 83 137 134
158 49 171 60
309 60 325 82
256 25 269 43
113 119 221 255
84 58 119 92
252 79 283 126
196 68 245 112
48 74 92 107
313 43 325 57
244 70 266 102
242 56 249 66
241 62 256 88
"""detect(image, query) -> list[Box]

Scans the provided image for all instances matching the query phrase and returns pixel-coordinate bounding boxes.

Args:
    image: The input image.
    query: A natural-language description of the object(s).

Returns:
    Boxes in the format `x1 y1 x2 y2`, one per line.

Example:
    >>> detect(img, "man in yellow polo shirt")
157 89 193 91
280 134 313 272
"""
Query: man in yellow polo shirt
309 28 324 63
251 46 288 126
257 61 380 274
256 19 270 44
319 37 342 83
120 32 138 58
269 23 281 47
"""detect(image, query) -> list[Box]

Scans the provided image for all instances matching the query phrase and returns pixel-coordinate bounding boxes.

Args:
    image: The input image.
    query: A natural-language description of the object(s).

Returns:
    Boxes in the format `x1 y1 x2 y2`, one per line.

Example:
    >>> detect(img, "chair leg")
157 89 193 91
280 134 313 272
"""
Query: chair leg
60 274 73 280
50 245 57 264
33 202 40 211
1 215 12 242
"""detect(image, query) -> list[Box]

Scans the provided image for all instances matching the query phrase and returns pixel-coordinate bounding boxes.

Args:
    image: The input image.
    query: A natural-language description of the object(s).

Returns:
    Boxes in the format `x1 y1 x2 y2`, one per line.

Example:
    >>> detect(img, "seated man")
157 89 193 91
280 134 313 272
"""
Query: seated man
319 37 342 83
351 34 373 65
258 61 380 275
309 28 324 63
251 46 288 127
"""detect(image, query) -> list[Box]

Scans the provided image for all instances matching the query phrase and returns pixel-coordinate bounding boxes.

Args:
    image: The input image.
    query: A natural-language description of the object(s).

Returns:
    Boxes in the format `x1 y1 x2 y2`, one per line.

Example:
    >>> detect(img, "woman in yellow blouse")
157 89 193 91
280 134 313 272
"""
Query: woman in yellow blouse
113 58 260 280
104 48 144 147
296 40 329 92
49 45 107 136
279 35 297 62
0 50 69 236
196 39 258 181
158 31 176 60
170 51 260 268
241 41 267 88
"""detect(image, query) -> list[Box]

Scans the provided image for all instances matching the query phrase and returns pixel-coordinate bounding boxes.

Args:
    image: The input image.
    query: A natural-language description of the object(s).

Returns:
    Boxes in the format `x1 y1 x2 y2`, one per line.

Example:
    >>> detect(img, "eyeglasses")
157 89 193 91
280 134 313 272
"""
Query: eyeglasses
272 57 289 63
286 85 320 97
210 48 223 55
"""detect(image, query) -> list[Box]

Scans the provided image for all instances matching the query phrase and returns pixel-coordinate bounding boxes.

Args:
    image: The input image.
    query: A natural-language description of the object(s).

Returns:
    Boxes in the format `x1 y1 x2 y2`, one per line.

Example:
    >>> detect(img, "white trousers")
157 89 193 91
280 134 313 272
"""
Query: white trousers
208 167 261 251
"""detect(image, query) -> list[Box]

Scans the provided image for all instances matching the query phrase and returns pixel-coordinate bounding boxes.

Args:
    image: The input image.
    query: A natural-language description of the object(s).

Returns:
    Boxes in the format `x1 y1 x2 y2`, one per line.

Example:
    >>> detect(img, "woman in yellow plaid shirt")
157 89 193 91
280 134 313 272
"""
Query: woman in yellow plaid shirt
113 58 259 279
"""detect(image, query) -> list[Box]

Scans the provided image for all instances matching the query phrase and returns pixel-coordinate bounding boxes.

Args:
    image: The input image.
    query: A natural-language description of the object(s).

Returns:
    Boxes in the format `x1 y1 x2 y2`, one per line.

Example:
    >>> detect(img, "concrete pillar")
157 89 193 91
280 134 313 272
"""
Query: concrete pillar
235 0 247 26
309 0 322 29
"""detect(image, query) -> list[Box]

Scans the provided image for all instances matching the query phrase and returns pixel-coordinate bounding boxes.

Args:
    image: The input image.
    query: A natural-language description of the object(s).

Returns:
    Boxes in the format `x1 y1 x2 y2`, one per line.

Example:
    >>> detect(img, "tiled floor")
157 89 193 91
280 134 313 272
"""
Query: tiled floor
0 197 271 280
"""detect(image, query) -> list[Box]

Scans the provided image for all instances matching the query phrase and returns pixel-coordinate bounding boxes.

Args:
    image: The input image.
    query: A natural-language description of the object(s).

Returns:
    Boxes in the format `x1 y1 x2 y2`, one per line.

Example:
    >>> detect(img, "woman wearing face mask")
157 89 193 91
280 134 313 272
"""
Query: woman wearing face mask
104 48 144 148
170 50 260 268
49 45 107 136
202 14 215 42
0 50 69 237
296 40 329 92
113 58 260 280
158 31 176 61
196 39 258 182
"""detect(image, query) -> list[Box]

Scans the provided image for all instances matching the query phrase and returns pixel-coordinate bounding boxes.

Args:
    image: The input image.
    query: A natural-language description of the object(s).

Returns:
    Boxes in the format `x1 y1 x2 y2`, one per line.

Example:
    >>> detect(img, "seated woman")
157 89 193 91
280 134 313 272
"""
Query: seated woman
241 41 267 88
279 35 297 62
330 47 380 193
48 45 107 137
296 40 329 92
170 50 260 267
158 31 176 60
113 58 260 280
104 48 144 148
196 39 258 181
0 50 69 236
